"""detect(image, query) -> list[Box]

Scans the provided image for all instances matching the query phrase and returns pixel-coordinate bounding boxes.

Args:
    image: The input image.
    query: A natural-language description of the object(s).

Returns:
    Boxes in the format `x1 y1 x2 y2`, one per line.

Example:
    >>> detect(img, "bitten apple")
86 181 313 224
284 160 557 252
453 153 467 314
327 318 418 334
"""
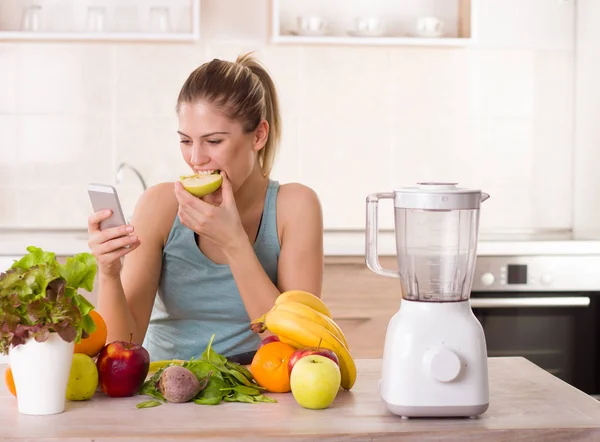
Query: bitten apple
96 337 150 398
288 347 339 375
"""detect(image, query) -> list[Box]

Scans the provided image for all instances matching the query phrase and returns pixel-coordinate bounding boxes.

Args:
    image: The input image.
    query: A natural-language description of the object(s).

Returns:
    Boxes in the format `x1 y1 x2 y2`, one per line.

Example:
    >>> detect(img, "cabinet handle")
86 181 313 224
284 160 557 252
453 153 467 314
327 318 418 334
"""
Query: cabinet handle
470 297 590 309
334 316 372 323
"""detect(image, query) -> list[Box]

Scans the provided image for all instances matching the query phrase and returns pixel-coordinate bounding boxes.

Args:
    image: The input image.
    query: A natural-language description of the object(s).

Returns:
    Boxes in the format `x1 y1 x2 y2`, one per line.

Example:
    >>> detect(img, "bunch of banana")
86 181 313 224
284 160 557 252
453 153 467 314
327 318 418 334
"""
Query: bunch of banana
251 290 357 390
147 359 184 378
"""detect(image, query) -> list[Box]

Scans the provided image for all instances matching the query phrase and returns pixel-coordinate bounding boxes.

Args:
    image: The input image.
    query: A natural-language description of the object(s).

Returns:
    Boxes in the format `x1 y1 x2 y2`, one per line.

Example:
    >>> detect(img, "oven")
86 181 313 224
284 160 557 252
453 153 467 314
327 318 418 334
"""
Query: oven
471 255 600 397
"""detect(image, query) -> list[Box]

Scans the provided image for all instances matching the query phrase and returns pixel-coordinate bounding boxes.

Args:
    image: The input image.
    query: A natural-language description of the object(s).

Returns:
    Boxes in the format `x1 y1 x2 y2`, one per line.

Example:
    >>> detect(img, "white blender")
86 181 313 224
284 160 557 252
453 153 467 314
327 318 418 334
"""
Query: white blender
366 182 490 419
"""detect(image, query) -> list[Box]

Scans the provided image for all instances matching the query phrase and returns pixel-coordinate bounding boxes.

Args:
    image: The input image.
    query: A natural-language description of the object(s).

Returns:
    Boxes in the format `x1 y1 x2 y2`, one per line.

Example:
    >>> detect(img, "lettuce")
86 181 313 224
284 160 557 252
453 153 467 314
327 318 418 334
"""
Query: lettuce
0 246 98 355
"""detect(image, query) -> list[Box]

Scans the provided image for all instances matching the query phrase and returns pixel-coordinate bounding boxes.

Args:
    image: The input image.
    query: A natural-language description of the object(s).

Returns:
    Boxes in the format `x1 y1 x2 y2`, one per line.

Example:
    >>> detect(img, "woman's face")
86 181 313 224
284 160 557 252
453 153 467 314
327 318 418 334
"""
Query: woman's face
177 100 266 194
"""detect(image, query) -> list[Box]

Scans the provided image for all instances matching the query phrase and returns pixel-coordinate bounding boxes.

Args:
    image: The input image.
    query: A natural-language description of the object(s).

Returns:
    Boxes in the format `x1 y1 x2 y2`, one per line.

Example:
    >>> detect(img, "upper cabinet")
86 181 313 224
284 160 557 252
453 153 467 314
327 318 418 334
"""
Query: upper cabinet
0 0 200 42
271 0 473 47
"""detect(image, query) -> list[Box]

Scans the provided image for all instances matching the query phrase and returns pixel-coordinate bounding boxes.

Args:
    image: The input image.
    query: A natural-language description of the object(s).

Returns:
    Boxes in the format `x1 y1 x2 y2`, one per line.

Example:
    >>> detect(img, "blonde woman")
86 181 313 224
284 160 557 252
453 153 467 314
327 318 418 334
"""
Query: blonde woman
87 53 324 362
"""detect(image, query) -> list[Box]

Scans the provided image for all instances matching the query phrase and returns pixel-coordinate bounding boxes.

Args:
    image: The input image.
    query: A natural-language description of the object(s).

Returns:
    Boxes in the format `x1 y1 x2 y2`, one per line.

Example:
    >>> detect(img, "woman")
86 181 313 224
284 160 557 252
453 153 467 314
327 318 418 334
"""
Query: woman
87 53 324 361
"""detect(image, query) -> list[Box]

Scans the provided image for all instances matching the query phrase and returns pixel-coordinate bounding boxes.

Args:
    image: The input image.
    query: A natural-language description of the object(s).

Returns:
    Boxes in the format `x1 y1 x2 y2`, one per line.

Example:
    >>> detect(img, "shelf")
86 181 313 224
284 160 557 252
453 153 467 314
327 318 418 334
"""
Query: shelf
0 0 200 43
271 0 473 47
0 31 199 43
272 35 471 47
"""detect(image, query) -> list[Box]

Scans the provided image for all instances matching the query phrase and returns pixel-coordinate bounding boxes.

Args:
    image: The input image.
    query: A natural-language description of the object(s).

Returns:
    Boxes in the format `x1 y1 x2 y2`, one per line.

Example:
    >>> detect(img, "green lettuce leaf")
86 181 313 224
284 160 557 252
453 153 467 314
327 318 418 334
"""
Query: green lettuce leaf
0 246 98 355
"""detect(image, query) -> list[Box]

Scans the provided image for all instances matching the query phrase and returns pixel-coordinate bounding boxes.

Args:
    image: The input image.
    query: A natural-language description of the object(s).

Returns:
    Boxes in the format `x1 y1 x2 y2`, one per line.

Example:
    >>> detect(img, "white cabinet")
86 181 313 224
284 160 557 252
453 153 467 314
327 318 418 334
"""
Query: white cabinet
271 0 473 47
0 0 200 42
472 0 575 50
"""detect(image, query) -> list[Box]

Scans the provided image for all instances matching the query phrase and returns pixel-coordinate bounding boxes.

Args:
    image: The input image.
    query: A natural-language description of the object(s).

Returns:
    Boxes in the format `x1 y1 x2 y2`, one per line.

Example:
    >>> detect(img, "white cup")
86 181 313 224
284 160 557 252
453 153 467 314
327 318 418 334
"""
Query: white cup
416 16 444 37
297 15 326 35
354 17 382 35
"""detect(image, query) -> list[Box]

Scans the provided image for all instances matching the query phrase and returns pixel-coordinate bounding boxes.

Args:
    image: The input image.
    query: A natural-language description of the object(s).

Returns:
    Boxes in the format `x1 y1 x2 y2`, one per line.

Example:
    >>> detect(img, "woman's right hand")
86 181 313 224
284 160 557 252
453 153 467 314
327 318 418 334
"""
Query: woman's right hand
87 210 141 277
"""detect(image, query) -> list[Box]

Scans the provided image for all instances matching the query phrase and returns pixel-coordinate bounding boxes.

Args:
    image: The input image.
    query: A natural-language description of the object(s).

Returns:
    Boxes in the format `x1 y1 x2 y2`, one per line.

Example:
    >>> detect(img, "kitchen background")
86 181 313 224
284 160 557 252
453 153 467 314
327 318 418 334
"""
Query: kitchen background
0 0 598 240
2 0 600 386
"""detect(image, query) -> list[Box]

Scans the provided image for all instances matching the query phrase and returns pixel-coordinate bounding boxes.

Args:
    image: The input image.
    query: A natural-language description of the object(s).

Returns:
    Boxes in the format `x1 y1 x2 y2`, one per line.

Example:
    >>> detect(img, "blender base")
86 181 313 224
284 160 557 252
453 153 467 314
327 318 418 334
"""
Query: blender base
384 402 489 420
379 299 490 419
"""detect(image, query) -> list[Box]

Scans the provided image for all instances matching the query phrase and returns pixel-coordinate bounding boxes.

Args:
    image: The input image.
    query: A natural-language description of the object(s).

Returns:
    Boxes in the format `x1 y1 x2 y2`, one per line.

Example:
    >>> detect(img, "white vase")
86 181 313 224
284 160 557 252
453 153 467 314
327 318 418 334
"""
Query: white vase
9 332 74 415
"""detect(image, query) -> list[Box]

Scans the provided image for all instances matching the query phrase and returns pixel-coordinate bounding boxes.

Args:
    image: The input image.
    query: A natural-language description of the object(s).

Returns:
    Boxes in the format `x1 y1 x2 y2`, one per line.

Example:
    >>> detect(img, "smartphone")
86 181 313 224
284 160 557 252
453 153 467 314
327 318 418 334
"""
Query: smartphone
87 183 127 232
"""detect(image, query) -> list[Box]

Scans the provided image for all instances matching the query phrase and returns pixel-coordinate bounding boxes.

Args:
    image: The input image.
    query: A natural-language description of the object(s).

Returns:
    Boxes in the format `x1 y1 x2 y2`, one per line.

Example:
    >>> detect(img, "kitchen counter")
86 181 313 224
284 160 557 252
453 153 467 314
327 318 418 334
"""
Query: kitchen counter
2 228 600 257
2 357 600 441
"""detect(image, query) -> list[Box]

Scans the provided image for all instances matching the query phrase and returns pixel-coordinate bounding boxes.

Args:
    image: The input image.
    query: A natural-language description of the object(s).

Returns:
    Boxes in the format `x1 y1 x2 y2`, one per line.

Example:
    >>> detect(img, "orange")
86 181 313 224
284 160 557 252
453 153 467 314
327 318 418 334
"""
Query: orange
5 367 16 397
249 341 296 393
74 310 107 358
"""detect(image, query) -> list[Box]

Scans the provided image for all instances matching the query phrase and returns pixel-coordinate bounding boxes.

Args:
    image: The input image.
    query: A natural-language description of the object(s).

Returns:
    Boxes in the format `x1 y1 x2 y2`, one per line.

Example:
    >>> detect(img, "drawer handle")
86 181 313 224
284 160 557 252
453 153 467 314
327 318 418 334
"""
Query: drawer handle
334 317 371 323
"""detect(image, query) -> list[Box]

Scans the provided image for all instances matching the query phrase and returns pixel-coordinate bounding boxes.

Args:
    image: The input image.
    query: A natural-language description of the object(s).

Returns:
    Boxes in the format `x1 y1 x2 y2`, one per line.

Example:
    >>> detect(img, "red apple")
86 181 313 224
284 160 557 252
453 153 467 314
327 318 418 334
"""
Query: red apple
288 347 339 375
96 337 150 398
260 335 280 347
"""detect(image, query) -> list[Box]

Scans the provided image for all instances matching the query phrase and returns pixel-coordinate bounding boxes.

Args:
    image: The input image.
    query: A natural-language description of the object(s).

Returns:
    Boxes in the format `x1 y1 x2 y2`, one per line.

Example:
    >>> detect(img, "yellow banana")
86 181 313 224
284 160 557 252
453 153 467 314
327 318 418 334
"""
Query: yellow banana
273 301 350 350
148 359 184 376
275 290 332 318
264 310 357 390
278 336 303 348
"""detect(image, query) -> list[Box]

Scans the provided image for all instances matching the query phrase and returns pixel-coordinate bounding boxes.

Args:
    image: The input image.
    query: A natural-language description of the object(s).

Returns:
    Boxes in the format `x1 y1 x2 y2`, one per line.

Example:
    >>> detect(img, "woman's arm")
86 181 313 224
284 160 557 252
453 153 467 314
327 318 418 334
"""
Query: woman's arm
225 183 324 321
97 183 177 344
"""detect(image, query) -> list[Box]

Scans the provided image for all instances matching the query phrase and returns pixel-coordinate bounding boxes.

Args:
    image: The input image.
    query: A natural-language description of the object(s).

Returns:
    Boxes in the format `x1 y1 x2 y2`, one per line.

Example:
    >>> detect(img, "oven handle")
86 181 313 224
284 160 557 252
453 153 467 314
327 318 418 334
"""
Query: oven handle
470 297 591 308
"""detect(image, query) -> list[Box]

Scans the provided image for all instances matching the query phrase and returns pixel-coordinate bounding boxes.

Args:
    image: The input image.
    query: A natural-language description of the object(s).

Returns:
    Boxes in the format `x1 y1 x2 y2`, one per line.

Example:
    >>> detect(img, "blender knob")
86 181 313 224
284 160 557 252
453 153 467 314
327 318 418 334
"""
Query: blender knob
424 348 462 383
480 272 495 286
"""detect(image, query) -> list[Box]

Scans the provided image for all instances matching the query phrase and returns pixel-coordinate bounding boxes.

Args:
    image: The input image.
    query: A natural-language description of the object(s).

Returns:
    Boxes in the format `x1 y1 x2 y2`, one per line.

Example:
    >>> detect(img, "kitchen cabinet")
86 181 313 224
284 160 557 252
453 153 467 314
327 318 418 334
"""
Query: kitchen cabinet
0 0 200 42
271 0 473 47
322 256 400 359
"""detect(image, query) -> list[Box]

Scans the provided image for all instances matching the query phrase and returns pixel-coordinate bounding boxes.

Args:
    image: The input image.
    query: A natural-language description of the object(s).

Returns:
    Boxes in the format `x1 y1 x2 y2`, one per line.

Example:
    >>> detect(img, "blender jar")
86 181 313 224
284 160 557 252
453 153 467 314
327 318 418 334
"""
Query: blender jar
366 182 490 302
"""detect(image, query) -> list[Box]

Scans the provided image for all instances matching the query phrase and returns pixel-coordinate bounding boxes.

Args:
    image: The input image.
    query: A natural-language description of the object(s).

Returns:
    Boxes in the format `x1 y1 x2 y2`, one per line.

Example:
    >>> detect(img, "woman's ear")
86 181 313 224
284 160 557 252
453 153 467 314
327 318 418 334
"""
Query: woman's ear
253 119 269 152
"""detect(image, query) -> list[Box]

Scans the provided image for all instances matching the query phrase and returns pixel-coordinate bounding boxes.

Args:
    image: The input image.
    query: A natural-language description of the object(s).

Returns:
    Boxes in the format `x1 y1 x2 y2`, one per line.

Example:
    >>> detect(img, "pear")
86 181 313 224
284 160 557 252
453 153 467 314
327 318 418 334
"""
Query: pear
180 173 223 197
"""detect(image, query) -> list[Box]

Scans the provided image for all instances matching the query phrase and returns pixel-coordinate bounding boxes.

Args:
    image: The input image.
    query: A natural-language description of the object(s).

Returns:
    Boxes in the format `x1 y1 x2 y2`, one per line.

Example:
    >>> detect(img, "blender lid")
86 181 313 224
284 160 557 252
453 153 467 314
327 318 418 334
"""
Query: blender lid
393 182 489 210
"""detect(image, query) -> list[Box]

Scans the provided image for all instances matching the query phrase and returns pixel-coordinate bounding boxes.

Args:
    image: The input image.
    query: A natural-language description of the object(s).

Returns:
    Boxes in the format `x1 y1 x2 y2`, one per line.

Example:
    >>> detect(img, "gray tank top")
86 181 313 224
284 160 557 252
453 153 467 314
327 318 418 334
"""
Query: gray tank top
143 179 280 361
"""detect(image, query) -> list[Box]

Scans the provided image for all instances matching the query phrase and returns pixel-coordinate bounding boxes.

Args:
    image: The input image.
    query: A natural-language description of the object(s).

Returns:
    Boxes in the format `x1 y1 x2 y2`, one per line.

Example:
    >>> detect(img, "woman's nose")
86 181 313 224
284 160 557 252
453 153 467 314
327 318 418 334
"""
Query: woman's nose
191 143 209 165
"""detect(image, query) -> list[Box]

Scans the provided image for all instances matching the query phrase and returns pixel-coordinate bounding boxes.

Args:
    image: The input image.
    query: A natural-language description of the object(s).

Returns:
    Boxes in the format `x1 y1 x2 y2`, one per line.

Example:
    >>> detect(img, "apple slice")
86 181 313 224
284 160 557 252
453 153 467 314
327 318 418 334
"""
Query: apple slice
180 173 223 197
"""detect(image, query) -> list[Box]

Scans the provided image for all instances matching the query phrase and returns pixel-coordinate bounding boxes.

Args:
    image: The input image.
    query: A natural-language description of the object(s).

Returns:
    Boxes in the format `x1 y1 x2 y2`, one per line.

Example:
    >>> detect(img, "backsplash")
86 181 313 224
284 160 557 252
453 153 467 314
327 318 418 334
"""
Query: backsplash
0 7 576 234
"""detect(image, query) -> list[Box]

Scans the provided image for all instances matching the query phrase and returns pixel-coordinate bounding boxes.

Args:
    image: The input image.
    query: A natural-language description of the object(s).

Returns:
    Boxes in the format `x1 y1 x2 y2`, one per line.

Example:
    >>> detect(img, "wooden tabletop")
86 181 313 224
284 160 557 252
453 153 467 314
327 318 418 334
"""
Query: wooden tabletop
2 357 600 441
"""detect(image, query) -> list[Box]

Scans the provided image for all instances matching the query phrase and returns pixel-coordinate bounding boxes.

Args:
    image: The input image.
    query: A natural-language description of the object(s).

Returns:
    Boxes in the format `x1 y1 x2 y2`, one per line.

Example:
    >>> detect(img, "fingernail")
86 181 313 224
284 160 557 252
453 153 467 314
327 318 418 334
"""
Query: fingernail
130 235 137 242
126 225 134 232
104 209 112 215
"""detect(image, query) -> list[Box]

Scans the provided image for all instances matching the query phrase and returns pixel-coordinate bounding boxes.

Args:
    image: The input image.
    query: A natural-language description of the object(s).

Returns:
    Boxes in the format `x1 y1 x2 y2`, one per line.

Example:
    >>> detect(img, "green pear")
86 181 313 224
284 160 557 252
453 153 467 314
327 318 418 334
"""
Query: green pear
180 173 223 198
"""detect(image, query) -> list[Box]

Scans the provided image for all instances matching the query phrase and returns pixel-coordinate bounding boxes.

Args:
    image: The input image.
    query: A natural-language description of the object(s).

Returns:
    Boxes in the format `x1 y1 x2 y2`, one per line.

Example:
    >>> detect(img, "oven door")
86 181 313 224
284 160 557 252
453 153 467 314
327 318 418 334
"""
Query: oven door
470 292 599 396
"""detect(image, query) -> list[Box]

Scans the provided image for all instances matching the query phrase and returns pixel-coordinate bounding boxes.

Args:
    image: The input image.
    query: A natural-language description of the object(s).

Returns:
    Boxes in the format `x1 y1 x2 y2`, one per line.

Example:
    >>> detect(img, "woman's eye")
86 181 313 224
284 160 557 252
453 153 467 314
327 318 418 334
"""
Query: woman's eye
179 139 191 145
207 139 222 145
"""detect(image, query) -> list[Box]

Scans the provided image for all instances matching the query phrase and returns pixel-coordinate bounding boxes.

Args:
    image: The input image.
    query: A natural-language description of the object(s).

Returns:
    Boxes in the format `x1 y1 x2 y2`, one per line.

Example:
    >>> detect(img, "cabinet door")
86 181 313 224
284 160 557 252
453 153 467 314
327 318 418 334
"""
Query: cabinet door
473 0 575 50
322 257 401 359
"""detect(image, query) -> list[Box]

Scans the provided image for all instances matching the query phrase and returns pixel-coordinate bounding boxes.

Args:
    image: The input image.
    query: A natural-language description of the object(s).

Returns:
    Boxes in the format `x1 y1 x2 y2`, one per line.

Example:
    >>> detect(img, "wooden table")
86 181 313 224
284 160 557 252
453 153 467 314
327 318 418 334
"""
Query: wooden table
2 357 600 441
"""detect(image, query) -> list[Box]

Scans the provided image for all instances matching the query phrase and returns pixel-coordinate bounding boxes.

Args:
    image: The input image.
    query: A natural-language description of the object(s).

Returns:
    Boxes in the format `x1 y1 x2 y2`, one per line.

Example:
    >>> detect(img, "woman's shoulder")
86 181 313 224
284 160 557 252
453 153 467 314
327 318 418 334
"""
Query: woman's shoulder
130 181 179 246
276 182 323 226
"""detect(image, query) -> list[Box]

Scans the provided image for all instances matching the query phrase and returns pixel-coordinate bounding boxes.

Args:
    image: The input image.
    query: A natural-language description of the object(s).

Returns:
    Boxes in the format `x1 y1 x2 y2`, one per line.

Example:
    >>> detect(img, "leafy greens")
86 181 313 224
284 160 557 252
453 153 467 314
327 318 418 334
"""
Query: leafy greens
0 246 97 354
138 334 277 407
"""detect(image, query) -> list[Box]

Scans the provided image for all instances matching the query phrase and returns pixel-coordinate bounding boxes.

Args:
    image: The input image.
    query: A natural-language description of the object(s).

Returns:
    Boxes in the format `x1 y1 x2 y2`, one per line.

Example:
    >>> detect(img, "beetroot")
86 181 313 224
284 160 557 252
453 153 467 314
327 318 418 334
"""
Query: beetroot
158 366 202 403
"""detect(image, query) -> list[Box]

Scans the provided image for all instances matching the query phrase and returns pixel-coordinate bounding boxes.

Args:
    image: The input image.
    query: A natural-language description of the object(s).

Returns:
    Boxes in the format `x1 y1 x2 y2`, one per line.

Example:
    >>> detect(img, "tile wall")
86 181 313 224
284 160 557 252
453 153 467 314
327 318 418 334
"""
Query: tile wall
0 1 577 235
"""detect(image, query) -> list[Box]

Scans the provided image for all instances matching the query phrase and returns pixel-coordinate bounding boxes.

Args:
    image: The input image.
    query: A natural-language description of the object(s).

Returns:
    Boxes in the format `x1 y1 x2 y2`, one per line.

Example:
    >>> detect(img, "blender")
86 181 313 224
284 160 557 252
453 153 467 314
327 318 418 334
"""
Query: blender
365 182 490 419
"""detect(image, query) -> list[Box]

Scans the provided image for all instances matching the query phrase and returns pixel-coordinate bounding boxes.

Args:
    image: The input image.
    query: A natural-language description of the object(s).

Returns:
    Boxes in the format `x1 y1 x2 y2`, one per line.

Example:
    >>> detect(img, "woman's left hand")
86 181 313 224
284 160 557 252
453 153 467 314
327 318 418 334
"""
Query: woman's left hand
174 172 247 252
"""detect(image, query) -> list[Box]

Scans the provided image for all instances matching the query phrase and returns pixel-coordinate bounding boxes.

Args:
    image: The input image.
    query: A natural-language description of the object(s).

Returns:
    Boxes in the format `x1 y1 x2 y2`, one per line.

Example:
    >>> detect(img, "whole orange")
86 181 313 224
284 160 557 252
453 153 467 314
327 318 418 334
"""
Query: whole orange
74 310 108 358
250 341 296 393
5 367 16 397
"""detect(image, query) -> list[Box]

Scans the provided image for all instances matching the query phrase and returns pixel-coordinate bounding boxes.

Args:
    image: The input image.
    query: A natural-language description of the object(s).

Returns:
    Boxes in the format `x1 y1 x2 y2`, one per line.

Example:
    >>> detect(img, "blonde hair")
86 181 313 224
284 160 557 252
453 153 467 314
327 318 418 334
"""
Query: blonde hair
176 52 281 177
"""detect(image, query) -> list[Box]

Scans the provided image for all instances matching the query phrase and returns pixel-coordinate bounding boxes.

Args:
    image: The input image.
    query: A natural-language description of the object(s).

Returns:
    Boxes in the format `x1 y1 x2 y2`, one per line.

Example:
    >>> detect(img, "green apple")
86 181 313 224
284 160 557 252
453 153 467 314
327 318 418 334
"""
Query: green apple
180 173 223 197
290 354 341 410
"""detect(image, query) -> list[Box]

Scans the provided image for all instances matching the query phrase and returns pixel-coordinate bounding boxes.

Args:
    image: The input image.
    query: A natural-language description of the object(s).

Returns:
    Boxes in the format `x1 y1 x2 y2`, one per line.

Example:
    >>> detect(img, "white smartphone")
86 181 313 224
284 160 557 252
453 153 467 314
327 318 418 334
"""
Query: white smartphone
87 183 127 231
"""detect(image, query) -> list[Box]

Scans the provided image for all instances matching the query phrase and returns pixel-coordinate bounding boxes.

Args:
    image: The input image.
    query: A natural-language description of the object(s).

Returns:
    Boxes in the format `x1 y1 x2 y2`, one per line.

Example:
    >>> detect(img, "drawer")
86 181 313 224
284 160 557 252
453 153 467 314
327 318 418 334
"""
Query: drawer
334 314 394 359
322 256 401 317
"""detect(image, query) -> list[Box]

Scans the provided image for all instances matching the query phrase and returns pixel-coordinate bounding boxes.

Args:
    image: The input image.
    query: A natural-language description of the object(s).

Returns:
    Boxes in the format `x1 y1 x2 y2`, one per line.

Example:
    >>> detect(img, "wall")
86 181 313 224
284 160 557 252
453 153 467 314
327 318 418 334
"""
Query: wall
0 0 581 237
574 0 600 239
